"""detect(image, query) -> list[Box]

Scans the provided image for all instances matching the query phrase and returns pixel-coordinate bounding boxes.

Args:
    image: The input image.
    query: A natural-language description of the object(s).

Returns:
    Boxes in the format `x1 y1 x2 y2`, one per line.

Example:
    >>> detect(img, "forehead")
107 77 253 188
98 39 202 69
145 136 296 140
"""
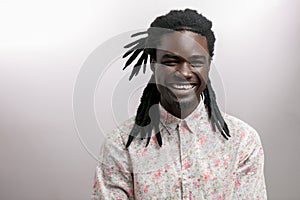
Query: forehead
156 31 209 59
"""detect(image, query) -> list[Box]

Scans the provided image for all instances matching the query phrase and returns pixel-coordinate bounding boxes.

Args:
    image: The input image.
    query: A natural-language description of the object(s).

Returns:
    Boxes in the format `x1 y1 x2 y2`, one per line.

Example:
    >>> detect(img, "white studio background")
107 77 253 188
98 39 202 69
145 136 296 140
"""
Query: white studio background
0 0 299 199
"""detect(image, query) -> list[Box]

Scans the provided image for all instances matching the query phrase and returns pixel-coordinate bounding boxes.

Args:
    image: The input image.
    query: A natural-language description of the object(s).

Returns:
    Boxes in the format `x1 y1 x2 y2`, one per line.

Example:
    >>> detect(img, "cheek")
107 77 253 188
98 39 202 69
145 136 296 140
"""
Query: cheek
154 68 162 84
195 68 209 83
194 68 210 93
153 65 171 85
202 70 209 83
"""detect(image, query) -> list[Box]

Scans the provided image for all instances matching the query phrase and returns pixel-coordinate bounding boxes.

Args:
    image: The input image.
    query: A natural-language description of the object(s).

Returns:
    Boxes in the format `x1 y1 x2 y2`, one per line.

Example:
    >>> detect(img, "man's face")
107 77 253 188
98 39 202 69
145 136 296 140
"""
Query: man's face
152 30 210 118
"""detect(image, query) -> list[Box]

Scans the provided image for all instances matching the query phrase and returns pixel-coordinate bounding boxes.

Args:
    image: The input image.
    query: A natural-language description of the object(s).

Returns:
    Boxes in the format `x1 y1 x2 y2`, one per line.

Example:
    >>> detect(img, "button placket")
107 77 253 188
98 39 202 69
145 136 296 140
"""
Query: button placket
178 120 193 199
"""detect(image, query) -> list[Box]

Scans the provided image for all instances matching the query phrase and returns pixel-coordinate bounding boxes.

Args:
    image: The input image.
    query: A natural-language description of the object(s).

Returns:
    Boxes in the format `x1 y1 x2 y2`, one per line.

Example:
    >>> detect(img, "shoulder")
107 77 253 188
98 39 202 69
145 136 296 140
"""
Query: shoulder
105 116 135 149
223 113 265 169
223 113 263 148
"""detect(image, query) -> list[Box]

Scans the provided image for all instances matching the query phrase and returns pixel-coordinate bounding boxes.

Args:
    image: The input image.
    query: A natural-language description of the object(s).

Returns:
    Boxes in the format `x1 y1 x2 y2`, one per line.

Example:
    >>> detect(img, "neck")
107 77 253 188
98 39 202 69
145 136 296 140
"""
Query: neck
160 98 200 119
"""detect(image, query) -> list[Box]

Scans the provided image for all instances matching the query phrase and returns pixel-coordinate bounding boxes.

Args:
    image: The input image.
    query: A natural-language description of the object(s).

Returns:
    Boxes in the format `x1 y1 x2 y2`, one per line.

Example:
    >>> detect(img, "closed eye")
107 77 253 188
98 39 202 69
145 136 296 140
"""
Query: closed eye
190 61 205 67
160 53 181 66
162 60 179 66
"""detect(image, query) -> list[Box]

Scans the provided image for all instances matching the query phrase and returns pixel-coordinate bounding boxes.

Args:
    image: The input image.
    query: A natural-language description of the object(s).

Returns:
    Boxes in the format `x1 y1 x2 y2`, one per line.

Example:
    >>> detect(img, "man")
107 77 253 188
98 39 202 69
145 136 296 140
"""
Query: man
92 9 267 199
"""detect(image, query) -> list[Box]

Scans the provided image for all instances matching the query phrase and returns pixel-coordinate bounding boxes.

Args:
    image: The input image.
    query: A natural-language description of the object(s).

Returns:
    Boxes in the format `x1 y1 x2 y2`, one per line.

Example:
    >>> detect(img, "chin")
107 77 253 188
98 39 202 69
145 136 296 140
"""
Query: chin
174 97 199 112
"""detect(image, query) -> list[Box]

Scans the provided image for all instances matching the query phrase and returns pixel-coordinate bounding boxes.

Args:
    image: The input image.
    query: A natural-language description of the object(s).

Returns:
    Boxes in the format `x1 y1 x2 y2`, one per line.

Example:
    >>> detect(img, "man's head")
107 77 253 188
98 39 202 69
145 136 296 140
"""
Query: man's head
148 9 216 58
123 9 230 148
153 30 210 118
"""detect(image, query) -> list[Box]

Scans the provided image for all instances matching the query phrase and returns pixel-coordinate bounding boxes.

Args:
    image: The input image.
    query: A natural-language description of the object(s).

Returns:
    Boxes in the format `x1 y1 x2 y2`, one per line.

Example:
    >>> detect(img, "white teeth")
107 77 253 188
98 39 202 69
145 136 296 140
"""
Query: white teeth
172 84 193 90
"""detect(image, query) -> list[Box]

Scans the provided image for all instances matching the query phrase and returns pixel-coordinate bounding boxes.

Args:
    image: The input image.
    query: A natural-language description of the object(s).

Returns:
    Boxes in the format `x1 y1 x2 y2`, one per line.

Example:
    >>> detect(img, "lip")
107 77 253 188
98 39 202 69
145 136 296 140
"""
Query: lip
167 82 199 96
170 83 196 90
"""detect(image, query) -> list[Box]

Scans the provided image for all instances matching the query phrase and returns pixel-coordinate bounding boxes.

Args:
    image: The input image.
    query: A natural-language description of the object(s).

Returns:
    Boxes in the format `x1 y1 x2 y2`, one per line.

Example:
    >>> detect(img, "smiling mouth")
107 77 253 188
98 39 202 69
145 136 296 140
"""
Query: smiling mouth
170 83 197 90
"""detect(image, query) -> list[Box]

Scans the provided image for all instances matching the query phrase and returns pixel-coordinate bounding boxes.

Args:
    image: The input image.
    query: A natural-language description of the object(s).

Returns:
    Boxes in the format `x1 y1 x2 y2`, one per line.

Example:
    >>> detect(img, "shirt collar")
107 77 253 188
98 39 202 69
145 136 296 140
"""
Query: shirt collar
159 100 209 134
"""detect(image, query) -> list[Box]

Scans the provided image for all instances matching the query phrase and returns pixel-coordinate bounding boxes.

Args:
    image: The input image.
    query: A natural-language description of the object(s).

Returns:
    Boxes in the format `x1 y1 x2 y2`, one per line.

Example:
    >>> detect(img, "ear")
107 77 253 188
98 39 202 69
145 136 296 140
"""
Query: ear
150 58 156 72
207 57 212 71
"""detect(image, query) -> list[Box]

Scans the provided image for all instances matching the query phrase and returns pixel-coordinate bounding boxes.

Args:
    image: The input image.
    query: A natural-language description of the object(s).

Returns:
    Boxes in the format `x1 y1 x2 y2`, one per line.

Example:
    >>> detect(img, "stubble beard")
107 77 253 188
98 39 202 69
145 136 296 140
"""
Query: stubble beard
159 86 200 118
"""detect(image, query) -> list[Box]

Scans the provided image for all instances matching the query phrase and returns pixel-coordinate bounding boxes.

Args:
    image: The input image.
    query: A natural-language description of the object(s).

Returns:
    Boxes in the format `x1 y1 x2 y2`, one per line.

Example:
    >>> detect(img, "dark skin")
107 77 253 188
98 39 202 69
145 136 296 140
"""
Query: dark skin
151 31 211 119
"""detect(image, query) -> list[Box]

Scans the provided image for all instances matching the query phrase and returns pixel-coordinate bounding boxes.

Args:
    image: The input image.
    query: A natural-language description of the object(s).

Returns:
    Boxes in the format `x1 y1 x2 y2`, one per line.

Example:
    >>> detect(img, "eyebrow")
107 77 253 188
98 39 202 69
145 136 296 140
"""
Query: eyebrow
161 53 206 60
189 55 206 60
161 54 180 60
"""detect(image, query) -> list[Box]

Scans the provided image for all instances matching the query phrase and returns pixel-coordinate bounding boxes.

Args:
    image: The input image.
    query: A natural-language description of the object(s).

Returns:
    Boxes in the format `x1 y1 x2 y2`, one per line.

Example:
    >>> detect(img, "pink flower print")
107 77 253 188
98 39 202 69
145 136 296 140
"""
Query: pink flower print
241 132 246 139
199 136 207 146
144 185 150 193
182 126 188 134
194 180 201 189
203 171 211 182
214 158 221 167
184 161 191 169
235 179 241 188
152 136 157 142
141 148 147 156
153 170 162 179
151 170 162 182
224 160 228 170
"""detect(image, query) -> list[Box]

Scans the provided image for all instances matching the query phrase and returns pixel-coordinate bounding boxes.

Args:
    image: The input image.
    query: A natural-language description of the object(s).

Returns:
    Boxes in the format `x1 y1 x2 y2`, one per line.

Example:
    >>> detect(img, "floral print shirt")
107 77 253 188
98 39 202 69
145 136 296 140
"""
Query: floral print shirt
91 100 267 199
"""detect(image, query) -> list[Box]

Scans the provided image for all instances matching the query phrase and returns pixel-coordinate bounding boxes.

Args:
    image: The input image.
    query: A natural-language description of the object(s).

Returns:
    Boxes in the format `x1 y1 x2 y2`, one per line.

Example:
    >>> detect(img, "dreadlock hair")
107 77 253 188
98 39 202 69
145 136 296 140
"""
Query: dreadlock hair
123 8 230 148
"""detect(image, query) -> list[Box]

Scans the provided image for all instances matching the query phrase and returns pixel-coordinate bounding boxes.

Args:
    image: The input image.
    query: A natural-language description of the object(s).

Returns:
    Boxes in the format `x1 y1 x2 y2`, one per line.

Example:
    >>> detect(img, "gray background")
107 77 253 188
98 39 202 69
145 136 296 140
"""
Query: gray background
1 0 299 199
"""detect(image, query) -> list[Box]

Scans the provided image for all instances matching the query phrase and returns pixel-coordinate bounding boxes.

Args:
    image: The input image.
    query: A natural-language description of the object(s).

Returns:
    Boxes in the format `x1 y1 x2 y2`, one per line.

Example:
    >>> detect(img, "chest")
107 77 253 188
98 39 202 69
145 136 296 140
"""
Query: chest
130 142 238 199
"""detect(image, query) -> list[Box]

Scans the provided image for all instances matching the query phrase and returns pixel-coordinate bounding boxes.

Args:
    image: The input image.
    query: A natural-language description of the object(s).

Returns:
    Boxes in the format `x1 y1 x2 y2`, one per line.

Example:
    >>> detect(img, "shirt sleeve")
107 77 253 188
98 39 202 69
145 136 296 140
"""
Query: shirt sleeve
91 131 134 200
233 127 267 199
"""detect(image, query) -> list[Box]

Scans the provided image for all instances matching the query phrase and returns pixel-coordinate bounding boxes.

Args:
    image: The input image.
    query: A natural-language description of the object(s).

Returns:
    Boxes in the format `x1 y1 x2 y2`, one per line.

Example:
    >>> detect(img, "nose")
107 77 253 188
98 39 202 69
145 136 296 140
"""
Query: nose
176 61 192 79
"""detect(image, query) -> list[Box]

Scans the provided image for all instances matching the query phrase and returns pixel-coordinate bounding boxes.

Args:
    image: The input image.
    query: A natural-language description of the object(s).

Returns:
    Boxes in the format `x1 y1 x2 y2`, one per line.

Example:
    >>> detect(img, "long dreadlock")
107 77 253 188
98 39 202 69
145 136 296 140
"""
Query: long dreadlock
123 9 230 148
